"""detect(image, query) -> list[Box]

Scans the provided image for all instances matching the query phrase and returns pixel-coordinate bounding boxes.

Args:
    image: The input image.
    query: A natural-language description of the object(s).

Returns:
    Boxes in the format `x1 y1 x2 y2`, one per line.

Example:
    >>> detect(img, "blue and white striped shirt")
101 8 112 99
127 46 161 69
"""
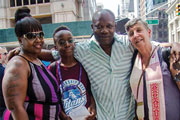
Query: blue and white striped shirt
74 34 135 120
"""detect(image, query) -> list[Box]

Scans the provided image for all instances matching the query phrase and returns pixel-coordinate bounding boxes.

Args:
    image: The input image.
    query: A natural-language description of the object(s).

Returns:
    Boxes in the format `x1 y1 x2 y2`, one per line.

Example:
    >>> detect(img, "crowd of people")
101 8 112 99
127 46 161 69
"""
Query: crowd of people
0 6 179 120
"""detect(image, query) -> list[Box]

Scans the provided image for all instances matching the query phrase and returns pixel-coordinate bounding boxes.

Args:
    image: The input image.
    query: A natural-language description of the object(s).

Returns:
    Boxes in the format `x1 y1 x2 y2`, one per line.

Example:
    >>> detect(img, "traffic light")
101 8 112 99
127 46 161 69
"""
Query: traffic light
176 3 180 16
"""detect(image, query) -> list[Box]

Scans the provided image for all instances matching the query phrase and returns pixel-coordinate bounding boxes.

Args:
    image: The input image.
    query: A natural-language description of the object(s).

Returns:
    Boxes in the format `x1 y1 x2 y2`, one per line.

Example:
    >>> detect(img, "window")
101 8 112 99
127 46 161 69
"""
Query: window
10 0 50 7
164 31 168 37
45 0 50 3
37 0 43 3
17 0 22 6
163 13 166 18
23 0 29 5
159 12 161 18
10 0 15 7
159 23 162 28
159 32 162 37
31 0 36 4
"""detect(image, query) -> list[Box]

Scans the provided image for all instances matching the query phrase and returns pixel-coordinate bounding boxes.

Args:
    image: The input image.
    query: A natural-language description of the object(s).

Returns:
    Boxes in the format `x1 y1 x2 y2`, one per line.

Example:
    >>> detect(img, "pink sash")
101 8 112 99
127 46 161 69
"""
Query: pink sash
130 45 166 120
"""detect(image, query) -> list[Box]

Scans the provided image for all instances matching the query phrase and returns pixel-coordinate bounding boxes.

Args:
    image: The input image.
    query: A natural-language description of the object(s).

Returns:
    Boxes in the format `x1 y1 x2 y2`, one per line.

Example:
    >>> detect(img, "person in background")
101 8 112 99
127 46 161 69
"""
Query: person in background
2 7 60 120
0 47 8 67
125 18 180 120
0 64 5 120
0 47 8 120
48 25 96 120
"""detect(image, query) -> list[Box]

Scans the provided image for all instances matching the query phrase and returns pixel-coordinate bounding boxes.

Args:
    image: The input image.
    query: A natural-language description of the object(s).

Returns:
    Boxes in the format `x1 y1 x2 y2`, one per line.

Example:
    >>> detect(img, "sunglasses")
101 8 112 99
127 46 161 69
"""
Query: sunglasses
58 39 74 46
23 32 44 40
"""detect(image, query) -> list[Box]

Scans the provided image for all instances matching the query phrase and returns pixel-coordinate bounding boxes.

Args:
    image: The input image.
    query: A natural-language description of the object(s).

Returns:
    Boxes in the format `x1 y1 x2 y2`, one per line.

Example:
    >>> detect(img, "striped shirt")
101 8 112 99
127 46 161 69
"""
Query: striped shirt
74 34 135 120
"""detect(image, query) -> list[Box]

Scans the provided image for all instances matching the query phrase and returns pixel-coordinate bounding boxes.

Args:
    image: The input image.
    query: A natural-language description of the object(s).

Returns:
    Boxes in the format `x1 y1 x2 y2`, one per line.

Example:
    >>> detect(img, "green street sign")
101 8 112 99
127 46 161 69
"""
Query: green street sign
146 19 159 25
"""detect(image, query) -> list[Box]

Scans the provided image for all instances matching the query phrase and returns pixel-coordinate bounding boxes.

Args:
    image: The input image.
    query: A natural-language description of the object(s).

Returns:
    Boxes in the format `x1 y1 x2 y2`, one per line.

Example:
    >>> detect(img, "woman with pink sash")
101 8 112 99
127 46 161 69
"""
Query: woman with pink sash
125 18 180 120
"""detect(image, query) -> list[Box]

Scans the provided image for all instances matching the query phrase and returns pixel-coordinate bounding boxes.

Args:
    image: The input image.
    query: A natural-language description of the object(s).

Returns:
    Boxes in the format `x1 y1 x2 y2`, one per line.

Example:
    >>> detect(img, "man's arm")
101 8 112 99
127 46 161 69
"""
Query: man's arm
38 49 56 61
7 48 57 62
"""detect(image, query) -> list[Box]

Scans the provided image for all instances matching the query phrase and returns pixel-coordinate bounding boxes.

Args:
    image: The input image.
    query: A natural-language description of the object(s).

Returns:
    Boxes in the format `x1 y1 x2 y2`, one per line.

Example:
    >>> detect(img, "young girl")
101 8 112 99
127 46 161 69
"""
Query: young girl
48 26 96 120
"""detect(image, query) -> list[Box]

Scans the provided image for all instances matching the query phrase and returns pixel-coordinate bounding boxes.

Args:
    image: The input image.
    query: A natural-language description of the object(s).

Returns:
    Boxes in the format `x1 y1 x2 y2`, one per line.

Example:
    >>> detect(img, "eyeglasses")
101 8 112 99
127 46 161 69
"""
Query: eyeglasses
23 32 44 40
58 39 74 46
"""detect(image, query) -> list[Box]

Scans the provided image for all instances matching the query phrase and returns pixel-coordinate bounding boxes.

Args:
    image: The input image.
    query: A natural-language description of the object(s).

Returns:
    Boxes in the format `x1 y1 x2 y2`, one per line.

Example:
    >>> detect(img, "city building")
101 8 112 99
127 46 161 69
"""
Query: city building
96 2 104 11
139 0 169 42
0 21 93 50
0 0 97 49
118 0 131 19
134 0 140 18
0 0 96 29
166 0 180 42
139 0 146 20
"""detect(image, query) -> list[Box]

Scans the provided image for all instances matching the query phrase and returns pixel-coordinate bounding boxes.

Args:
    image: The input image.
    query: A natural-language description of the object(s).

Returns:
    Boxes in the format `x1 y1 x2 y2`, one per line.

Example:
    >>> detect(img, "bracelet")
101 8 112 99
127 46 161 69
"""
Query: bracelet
174 72 180 82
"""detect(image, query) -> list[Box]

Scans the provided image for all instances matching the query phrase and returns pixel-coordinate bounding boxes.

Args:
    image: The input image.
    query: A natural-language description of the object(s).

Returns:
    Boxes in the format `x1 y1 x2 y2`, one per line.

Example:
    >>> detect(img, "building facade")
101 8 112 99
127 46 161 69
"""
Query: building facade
134 0 140 18
0 0 96 29
139 0 146 20
166 0 180 42
139 0 168 42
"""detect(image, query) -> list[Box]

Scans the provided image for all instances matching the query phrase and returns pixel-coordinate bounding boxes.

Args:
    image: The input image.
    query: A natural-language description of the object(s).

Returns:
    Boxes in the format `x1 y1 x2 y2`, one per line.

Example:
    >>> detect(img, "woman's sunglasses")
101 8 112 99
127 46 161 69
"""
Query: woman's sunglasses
23 32 44 40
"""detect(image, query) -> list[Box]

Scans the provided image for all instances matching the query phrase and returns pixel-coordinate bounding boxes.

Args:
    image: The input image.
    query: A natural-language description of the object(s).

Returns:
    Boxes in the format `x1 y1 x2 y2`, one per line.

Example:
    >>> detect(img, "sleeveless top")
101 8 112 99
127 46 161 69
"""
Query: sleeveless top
2 55 61 120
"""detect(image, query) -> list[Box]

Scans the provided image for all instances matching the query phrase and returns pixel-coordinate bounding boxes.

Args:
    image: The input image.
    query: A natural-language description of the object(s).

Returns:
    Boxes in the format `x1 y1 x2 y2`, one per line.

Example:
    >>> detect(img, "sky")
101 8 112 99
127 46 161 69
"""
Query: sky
96 0 119 17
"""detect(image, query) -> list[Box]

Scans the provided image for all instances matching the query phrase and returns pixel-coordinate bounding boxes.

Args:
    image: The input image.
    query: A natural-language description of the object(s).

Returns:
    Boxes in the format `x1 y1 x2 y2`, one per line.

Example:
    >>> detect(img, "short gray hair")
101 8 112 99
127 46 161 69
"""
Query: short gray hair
125 18 149 32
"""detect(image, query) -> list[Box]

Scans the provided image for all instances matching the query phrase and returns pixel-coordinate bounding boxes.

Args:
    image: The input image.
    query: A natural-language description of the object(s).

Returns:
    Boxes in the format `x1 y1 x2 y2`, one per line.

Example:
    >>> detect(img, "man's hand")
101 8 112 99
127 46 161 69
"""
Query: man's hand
7 47 21 61
85 104 96 120
63 116 72 120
